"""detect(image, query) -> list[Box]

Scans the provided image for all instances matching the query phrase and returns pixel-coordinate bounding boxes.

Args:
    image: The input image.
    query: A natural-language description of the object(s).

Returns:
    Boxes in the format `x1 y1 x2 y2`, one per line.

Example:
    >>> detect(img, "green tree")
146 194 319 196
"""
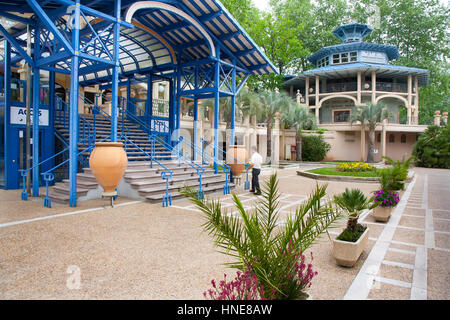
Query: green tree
257 90 293 163
237 86 264 132
283 104 317 161
351 0 450 124
350 102 391 163
413 125 450 169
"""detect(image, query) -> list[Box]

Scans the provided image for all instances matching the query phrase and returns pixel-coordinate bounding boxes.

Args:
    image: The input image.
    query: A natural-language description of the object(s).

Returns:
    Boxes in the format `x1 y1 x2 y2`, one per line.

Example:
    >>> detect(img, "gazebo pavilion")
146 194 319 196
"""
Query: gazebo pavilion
0 0 277 206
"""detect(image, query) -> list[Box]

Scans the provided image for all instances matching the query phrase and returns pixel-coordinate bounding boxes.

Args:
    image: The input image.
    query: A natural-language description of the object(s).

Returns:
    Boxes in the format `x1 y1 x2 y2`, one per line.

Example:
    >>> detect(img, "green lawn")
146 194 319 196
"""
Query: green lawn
307 167 381 177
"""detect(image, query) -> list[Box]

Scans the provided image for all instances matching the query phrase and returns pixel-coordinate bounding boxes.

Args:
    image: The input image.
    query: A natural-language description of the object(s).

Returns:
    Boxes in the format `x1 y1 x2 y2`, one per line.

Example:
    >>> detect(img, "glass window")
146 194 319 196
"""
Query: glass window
158 84 165 100
401 134 407 143
332 54 340 64
350 52 357 62
341 53 349 63
333 110 351 122
389 134 395 143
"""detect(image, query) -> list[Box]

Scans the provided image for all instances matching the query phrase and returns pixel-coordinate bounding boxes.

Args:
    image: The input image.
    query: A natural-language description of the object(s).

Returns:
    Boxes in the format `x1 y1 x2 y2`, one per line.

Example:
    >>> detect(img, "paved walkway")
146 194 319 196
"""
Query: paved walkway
343 167 450 299
0 166 448 299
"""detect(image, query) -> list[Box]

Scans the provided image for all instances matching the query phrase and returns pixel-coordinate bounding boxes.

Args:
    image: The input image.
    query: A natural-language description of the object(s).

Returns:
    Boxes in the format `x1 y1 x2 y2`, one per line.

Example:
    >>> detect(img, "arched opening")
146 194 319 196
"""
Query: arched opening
376 95 409 124
319 96 357 124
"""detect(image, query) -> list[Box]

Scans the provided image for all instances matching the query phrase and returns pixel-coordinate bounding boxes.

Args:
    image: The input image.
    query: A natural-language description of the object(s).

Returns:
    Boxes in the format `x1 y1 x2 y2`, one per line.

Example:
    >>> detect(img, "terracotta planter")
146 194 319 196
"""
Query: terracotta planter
89 142 128 195
372 206 392 222
226 145 248 176
332 227 369 267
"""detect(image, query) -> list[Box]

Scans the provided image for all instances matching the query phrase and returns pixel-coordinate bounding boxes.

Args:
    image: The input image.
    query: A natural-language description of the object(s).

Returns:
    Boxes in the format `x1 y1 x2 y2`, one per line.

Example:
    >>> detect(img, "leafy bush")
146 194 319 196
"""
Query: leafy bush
373 190 400 208
413 125 450 169
336 162 374 172
302 134 331 161
377 167 404 191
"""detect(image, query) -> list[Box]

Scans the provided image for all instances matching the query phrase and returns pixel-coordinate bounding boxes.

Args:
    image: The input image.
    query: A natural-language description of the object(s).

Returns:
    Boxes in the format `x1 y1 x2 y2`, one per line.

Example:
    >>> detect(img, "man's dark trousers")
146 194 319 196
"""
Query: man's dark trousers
251 168 261 193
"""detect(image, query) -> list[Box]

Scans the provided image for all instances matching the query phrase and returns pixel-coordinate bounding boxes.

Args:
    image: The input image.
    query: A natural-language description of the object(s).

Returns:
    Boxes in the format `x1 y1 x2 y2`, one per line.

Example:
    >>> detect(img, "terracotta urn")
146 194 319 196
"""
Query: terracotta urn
372 206 392 222
332 227 369 267
226 145 249 176
89 142 128 196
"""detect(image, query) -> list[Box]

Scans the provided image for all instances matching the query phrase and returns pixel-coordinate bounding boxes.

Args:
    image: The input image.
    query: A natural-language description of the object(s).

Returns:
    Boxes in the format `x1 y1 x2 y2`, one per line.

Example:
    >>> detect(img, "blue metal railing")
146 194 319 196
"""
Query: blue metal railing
200 138 250 190
151 134 209 198
40 135 109 208
177 136 232 195
121 134 173 207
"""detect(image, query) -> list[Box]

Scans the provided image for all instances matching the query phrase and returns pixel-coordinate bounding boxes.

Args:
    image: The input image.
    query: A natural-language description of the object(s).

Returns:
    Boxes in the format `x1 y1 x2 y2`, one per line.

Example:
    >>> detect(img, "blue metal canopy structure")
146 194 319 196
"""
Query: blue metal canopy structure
0 0 277 206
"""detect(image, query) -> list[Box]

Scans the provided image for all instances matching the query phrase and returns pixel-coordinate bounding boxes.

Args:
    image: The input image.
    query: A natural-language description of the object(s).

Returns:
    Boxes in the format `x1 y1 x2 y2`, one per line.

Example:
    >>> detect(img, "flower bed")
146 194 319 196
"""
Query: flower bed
336 162 374 172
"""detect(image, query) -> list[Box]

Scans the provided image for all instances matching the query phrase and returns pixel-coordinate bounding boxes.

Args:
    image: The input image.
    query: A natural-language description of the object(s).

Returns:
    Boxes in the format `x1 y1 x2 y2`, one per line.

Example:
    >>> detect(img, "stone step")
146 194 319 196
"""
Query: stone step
52 184 89 196
145 182 233 203
132 173 221 190
63 179 98 189
139 176 225 196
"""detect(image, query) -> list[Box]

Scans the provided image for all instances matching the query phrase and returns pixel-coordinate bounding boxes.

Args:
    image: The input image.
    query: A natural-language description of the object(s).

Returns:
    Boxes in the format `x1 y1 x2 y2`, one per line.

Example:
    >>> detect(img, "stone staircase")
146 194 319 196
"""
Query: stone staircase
46 112 233 205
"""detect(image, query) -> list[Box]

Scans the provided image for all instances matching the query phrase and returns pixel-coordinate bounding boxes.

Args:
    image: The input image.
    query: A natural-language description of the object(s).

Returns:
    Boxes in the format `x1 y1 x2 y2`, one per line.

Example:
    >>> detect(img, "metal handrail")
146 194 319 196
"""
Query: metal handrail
199 137 250 190
177 136 231 195
148 133 208 198
122 135 173 207
40 135 110 208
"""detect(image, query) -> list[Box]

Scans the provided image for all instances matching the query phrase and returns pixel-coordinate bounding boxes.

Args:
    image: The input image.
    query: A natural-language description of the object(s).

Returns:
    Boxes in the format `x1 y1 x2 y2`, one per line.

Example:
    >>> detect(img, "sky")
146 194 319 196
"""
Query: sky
252 0 270 12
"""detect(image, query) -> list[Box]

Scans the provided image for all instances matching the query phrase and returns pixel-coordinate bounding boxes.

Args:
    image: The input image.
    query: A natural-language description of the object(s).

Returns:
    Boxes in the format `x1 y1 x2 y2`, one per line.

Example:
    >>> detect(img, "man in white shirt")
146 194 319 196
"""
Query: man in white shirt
247 146 262 195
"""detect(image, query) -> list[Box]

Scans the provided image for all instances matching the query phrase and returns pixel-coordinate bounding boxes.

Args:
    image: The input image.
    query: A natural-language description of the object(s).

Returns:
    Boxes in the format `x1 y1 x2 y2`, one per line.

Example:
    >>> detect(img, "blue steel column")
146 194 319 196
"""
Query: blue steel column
175 61 181 142
69 1 81 207
193 98 198 161
169 79 175 145
230 60 236 147
146 73 152 127
126 78 131 113
110 0 121 142
213 45 220 174
193 65 199 160
48 69 56 173
32 26 40 196
3 40 10 188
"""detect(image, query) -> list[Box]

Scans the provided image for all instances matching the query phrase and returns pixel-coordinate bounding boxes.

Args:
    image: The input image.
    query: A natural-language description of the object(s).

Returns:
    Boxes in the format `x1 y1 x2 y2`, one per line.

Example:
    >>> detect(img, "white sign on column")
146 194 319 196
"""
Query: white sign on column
10 106 49 126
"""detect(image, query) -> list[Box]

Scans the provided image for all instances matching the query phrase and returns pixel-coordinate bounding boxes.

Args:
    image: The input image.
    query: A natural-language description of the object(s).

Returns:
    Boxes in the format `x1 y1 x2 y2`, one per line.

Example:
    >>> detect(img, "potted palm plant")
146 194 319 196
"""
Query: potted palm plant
382 155 413 198
332 188 376 267
182 174 342 300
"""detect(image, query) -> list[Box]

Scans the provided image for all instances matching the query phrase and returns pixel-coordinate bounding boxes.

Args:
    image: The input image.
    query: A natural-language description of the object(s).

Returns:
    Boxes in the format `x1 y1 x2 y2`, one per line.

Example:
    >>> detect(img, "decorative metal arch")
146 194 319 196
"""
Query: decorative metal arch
125 1 216 58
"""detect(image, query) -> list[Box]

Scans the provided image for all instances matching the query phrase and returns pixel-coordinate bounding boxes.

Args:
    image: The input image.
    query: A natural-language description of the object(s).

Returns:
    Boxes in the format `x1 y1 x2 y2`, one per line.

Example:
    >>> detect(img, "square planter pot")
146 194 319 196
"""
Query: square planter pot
332 227 369 267
372 206 392 222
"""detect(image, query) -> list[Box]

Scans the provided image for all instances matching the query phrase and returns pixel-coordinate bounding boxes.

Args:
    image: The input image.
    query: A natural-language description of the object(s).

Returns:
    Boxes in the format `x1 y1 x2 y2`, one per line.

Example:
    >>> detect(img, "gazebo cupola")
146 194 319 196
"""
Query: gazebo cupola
307 23 400 68
332 23 373 43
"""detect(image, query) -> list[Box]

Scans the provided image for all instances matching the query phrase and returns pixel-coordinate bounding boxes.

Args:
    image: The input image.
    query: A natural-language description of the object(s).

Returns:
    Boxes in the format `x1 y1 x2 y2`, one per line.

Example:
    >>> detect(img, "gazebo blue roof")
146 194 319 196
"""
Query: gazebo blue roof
284 62 429 87
307 42 400 66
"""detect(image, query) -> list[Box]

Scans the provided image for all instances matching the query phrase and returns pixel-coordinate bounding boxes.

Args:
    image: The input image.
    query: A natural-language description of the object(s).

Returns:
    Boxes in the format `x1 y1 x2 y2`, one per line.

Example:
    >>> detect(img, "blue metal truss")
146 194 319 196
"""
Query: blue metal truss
0 0 278 207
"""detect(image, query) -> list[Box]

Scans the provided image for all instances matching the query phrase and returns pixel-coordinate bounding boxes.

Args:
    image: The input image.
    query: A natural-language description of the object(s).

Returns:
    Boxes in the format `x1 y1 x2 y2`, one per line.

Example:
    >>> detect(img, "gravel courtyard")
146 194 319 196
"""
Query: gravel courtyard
0 165 448 300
